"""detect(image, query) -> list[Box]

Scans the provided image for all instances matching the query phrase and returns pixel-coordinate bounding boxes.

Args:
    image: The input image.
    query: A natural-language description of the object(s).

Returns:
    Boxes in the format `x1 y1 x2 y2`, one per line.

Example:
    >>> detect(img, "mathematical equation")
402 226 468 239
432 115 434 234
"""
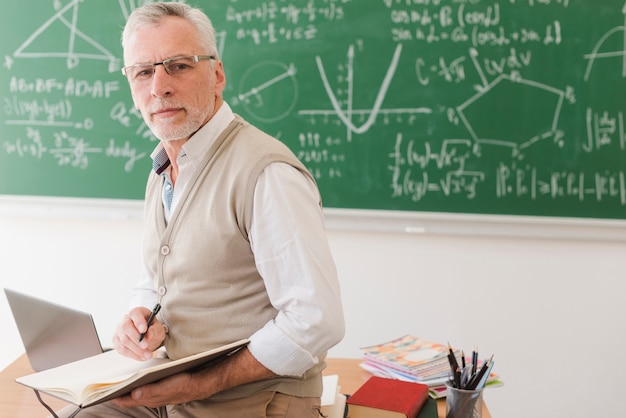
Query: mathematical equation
496 163 626 204
384 128 626 205
2 127 146 172
385 1 564 47
226 0 349 44
2 73 150 173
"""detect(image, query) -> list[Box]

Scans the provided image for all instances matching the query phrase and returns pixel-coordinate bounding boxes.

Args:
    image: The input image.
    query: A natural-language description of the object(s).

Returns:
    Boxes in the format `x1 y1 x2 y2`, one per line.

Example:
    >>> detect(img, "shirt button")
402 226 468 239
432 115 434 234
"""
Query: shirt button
158 286 166 296
160 245 170 255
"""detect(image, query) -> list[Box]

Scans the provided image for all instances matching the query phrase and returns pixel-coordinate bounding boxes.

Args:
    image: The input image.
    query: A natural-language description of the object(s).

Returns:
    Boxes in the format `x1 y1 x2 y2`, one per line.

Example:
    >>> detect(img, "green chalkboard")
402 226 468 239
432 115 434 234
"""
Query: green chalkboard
1 0 626 220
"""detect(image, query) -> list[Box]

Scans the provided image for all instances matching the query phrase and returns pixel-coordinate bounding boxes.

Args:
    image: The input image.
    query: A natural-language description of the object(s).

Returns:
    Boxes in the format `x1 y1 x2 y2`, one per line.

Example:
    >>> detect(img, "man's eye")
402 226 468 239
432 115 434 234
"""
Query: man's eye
168 63 192 73
135 68 154 78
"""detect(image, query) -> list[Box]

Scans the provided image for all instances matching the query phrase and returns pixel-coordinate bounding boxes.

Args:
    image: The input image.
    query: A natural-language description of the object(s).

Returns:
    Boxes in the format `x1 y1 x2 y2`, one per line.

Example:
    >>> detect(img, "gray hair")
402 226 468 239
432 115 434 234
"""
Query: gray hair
121 2 219 59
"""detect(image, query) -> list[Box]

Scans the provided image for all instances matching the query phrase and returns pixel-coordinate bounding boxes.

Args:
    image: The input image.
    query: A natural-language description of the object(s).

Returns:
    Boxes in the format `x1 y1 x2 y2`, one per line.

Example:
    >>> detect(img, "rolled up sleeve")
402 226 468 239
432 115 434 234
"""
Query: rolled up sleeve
248 163 345 376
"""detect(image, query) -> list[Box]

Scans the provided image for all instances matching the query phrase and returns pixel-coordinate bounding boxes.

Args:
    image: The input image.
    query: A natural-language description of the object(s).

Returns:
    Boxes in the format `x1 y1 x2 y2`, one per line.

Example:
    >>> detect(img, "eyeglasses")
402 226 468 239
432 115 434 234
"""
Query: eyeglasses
121 55 215 82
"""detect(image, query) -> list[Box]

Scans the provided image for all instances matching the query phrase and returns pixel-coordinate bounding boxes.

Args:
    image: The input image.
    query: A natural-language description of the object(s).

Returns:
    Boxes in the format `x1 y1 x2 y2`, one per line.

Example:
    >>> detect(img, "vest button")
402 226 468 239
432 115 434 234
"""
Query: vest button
160 245 170 255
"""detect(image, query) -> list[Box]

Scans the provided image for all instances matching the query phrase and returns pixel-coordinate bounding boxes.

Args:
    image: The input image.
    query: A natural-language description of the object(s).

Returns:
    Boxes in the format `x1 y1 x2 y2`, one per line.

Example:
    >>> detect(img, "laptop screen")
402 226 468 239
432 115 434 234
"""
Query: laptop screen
4 288 104 371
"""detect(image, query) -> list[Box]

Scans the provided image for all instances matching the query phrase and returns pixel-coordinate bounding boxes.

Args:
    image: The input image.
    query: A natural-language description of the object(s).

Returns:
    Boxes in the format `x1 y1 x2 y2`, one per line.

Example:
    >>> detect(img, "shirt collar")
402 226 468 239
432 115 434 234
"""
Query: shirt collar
151 147 170 175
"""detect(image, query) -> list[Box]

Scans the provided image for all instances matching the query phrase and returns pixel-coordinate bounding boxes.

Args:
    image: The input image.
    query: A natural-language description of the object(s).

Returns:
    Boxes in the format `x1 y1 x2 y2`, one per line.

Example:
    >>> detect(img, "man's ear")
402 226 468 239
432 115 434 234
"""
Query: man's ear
213 59 227 95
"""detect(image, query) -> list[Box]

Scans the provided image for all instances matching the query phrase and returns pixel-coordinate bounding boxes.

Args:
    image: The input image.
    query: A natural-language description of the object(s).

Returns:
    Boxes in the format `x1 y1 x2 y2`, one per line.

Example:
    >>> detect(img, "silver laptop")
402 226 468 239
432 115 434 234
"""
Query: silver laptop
4 288 104 371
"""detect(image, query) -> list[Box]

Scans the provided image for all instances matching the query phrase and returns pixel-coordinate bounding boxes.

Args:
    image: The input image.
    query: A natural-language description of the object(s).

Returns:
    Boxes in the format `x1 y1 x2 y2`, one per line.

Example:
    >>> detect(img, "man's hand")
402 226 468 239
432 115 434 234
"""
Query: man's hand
112 306 166 361
112 371 197 408
110 347 276 409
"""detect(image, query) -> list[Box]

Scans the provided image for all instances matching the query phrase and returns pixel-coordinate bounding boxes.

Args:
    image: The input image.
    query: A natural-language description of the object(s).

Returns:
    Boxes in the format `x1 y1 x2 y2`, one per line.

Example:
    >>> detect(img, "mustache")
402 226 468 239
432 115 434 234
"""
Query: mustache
149 100 184 113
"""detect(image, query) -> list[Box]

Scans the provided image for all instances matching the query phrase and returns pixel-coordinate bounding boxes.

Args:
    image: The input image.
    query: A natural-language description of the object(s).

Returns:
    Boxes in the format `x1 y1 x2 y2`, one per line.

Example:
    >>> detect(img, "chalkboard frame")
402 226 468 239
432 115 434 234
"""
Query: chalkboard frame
1 195 624 242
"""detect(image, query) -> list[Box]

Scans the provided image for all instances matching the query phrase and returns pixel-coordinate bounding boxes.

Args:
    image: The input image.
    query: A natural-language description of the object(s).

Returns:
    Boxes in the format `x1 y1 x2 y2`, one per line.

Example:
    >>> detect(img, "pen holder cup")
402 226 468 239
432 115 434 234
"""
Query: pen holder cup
445 383 484 418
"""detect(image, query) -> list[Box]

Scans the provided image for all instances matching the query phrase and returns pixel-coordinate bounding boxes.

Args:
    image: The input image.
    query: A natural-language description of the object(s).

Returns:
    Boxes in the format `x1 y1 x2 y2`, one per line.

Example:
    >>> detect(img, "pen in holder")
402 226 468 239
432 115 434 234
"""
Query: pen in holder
445 382 483 418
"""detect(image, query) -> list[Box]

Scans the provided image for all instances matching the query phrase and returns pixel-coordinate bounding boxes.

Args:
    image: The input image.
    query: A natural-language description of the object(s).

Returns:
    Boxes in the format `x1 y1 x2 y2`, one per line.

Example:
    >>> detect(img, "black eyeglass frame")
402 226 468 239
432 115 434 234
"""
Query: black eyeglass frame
121 55 216 80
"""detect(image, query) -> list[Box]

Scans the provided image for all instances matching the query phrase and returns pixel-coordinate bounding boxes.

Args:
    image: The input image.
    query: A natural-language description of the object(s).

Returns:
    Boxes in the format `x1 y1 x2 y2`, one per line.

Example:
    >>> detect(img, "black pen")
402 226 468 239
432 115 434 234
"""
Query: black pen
447 343 459 370
471 349 478 376
467 356 491 390
454 366 462 389
139 303 161 342
447 343 461 388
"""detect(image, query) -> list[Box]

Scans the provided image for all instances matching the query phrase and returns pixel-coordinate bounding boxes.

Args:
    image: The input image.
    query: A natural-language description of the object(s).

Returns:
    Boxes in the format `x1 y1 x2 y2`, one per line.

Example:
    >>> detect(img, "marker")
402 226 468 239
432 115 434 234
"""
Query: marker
139 303 161 342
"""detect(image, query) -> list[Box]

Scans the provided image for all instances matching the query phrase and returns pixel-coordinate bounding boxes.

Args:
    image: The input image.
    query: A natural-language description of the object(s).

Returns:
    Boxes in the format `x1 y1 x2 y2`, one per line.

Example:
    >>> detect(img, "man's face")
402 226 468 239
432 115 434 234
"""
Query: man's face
123 16 226 142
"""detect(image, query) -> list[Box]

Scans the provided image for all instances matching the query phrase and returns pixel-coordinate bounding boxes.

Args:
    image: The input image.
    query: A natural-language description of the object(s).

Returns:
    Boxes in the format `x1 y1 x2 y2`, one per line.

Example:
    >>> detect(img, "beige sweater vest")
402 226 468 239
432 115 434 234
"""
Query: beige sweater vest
142 116 325 400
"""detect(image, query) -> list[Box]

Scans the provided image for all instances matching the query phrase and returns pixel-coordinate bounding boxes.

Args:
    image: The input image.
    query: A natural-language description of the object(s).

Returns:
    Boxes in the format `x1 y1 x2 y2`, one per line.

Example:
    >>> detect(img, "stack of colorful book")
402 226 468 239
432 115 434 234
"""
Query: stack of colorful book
358 335 500 398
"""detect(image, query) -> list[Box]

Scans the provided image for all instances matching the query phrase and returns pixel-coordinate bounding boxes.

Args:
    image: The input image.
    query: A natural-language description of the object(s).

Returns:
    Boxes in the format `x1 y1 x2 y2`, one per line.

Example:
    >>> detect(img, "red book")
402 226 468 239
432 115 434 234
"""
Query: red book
347 376 429 418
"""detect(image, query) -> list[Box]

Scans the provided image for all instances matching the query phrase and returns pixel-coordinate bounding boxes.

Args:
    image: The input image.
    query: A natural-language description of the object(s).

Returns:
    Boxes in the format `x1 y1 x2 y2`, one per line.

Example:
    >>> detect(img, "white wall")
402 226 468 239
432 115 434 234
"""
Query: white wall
1 201 625 418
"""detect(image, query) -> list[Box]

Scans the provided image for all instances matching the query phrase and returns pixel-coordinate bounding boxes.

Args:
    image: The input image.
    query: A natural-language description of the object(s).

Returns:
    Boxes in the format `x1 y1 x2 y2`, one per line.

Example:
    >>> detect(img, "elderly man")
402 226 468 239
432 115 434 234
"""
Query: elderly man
54 2 344 418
